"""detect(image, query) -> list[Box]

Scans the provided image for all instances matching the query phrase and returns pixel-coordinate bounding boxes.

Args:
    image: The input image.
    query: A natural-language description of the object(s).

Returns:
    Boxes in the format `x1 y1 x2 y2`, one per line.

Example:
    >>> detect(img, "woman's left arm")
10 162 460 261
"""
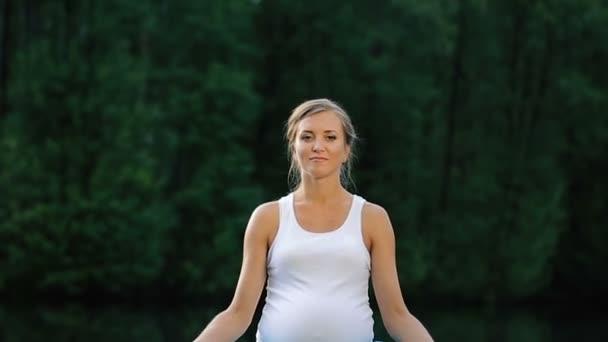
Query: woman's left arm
364 203 434 342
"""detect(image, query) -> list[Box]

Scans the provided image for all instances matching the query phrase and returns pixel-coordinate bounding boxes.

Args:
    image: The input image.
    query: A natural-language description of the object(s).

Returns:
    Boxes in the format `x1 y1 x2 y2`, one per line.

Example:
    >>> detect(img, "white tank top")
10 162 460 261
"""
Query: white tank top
256 193 374 342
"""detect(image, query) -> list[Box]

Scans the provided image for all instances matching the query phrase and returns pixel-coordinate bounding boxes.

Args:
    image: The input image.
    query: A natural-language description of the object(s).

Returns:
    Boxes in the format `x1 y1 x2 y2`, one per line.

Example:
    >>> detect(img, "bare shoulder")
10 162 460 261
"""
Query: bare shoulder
246 200 280 247
362 201 391 227
362 201 394 250
251 201 279 222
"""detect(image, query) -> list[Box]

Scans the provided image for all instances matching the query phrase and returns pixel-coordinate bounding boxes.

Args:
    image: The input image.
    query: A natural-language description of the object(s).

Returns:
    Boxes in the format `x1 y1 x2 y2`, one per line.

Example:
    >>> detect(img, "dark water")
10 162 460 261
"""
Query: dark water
0 302 606 341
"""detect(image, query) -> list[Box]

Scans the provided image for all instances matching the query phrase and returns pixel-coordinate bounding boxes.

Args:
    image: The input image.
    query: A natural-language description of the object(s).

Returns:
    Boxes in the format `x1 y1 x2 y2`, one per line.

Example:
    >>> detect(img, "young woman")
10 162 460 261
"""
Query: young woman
193 99 434 341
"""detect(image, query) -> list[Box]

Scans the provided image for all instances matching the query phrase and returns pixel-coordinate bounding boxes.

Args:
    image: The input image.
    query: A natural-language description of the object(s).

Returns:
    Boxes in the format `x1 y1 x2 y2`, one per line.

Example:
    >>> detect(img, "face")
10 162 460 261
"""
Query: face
294 111 350 181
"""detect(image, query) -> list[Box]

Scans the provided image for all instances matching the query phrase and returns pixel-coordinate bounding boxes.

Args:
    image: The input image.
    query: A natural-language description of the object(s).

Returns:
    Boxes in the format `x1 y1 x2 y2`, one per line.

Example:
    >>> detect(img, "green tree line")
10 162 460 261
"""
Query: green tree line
1 0 606 305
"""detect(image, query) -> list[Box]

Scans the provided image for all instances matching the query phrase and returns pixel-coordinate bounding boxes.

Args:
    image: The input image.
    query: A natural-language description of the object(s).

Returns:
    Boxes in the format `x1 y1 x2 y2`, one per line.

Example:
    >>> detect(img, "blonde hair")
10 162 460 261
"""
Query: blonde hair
285 98 358 190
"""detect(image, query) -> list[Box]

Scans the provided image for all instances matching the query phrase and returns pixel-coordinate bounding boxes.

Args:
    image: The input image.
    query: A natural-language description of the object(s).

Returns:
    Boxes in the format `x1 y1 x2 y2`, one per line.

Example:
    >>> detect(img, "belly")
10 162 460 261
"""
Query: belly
256 297 374 342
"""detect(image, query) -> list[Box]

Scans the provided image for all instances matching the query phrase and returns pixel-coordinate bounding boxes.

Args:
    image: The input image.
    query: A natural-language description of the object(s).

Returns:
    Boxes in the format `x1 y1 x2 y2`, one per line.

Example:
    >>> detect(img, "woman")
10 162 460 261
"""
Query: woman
194 99 434 341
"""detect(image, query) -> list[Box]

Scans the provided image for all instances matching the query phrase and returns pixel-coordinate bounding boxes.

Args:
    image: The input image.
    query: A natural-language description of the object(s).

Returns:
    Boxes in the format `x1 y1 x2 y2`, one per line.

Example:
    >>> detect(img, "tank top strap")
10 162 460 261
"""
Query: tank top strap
342 194 366 233
268 193 295 260
352 194 367 214
278 192 294 224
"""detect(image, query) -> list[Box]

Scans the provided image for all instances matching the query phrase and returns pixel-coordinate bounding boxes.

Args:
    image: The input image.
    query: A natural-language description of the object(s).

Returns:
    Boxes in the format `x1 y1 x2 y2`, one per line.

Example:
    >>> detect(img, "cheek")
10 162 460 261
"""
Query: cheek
293 143 307 162
336 144 348 157
293 142 304 155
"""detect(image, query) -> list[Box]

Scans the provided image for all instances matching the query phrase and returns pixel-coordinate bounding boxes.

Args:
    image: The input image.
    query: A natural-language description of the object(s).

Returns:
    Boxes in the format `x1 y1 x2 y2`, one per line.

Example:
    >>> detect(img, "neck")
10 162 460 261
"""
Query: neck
295 176 348 203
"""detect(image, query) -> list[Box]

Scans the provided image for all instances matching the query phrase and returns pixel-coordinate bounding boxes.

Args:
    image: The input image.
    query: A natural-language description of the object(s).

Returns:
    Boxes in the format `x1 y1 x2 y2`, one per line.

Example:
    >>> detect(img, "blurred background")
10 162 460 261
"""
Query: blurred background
1 0 607 341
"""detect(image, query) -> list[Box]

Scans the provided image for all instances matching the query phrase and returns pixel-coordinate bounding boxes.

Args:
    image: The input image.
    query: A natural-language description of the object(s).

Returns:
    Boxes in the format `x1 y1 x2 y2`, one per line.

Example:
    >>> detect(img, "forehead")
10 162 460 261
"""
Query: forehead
297 111 343 132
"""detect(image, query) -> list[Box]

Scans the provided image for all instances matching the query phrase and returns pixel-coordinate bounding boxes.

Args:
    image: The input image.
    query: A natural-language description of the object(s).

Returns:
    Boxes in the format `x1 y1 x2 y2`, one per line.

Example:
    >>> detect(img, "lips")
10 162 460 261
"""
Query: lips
310 157 328 161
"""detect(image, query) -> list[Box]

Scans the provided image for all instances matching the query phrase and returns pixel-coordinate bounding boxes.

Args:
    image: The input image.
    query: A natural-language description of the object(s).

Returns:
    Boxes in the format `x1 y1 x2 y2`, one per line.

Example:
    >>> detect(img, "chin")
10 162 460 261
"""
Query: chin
303 169 339 180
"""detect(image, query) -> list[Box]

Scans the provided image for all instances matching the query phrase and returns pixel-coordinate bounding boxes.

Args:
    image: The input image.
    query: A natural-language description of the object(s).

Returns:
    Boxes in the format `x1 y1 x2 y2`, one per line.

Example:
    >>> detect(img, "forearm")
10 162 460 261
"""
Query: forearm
387 312 434 342
192 309 249 342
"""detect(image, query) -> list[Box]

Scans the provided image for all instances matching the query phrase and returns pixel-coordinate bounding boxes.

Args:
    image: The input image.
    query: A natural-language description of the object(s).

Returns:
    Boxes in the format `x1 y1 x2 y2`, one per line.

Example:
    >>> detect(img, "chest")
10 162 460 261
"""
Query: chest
294 202 352 233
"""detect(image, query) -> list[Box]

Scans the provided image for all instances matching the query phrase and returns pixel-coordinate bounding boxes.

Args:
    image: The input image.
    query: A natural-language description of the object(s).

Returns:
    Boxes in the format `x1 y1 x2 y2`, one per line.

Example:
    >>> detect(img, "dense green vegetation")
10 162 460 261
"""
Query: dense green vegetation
2 304 608 342
1 0 606 305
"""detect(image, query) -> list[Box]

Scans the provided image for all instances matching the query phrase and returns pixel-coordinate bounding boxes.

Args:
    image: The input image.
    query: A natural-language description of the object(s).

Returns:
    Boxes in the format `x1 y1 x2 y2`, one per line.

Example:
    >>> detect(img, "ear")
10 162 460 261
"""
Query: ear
344 144 351 163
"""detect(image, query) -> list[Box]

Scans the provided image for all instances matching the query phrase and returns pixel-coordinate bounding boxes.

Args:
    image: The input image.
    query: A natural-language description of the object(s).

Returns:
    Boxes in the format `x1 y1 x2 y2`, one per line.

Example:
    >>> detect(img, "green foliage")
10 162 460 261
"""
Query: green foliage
0 0 606 304
0 27 171 294
141 0 263 296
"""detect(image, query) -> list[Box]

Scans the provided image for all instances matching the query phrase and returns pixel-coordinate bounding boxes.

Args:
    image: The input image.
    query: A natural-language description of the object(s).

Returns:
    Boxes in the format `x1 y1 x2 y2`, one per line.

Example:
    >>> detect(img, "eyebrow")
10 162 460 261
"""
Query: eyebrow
301 130 337 134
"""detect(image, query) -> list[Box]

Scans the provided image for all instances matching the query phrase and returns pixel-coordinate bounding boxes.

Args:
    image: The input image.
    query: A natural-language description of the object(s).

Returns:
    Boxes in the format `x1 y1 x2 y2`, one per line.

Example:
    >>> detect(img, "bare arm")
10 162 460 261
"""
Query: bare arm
192 202 278 342
365 203 434 342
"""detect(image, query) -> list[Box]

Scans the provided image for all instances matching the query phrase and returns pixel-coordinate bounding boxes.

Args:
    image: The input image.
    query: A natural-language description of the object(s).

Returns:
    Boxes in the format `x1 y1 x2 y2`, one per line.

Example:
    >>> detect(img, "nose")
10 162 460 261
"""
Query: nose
312 138 325 152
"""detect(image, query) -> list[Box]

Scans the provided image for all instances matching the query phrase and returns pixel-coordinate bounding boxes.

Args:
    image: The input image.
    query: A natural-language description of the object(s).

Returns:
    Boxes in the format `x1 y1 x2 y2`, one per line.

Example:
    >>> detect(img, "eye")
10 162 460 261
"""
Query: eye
326 135 337 141
300 135 313 141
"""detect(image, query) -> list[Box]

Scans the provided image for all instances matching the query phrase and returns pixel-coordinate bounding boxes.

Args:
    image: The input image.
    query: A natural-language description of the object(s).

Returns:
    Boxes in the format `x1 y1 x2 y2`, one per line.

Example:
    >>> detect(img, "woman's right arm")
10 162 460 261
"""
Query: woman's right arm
192 202 278 342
